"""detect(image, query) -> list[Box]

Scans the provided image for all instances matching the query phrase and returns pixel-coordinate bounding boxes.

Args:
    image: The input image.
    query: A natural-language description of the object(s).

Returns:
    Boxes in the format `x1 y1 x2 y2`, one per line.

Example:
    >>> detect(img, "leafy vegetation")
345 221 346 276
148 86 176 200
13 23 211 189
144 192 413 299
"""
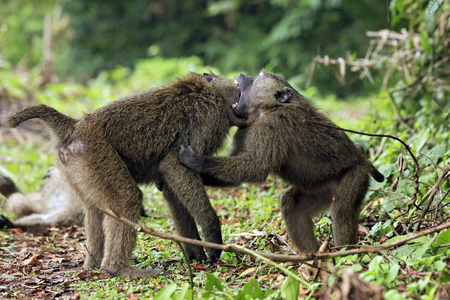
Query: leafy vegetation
0 0 449 299
0 0 392 96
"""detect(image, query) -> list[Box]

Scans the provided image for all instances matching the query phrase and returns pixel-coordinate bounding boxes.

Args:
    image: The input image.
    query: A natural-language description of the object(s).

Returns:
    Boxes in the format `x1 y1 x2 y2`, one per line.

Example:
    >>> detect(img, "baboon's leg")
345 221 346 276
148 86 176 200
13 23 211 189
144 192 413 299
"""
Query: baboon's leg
60 141 161 278
58 170 105 269
0 175 39 219
331 167 369 247
163 187 207 262
160 152 222 262
280 186 320 253
83 205 105 269
12 209 71 227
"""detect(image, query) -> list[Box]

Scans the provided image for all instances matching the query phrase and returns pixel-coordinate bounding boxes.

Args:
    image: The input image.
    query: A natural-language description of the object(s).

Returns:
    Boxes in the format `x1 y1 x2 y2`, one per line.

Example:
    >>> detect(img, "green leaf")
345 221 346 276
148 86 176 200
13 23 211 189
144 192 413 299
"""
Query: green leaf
434 260 447 272
205 273 223 292
419 31 432 52
280 276 299 300
412 238 433 259
388 233 414 244
385 264 400 285
414 129 430 153
351 264 363 272
426 144 448 162
155 283 177 300
426 0 444 16
436 229 450 246
173 283 192 300
237 279 264 300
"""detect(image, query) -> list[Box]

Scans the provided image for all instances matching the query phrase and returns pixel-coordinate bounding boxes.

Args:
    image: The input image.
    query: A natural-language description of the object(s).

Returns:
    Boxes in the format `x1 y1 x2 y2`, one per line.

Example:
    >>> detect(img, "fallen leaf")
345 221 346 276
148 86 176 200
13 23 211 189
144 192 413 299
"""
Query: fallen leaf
239 267 257 278
11 228 24 235
21 254 41 266
191 262 208 271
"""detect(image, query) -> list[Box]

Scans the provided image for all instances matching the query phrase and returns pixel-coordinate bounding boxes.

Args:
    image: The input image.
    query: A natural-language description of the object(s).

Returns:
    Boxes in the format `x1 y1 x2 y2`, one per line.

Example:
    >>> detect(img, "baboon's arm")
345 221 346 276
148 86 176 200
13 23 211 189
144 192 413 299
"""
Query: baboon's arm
180 116 288 186
200 174 242 187
179 146 271 186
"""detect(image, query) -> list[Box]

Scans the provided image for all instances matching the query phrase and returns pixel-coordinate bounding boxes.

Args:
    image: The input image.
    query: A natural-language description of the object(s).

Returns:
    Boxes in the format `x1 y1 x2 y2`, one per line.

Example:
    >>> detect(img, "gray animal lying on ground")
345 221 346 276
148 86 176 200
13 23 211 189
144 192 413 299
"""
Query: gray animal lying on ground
0 167 84 230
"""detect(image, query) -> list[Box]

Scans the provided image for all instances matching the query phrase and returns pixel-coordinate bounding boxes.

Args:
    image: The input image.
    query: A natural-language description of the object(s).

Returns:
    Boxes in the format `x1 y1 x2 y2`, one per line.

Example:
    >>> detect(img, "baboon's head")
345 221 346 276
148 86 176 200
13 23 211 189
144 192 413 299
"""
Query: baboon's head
202 72 247 128
233 69 297 121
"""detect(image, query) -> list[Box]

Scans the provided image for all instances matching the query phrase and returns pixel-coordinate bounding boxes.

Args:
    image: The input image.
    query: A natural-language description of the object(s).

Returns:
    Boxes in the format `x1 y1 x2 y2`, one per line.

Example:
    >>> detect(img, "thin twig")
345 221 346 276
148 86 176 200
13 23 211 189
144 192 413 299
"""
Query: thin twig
301 119 421 211
176 241 194 291
411 163 450 231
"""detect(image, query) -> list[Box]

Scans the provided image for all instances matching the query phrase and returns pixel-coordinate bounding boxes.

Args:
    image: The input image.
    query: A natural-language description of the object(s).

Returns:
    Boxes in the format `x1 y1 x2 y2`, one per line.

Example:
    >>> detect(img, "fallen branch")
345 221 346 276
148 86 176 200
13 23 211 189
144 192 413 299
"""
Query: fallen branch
99 206 450 263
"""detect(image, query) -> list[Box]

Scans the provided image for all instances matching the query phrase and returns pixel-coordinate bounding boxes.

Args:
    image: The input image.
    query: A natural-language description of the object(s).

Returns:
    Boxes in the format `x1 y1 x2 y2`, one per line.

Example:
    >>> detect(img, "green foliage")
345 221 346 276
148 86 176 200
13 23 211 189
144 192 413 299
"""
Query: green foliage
388 0 449 127
0 0 55 67
280 276 299 300
1 0 449 298
0 0 390 96
154 283 193 300
236 279 265 299
0 141 54 194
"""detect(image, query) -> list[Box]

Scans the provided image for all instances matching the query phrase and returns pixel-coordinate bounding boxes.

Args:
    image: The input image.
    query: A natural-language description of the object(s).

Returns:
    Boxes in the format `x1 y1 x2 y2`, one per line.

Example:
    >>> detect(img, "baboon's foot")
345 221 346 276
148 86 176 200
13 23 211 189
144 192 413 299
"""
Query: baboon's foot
204 227 223 263
206 248 222 263
102 265 163 279
183 244 207 262
84 256 102 270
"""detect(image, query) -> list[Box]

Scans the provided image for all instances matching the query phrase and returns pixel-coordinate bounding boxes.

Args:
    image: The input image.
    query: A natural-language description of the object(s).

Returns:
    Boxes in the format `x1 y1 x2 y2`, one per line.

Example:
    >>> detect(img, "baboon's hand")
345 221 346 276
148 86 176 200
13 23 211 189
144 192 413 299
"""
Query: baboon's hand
179 146 207 170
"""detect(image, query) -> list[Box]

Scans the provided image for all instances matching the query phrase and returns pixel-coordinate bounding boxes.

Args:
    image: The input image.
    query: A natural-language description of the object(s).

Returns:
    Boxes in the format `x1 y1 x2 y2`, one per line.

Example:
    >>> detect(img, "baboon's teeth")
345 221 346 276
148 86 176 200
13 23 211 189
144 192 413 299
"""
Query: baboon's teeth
231 103 237 109
234 80 240 89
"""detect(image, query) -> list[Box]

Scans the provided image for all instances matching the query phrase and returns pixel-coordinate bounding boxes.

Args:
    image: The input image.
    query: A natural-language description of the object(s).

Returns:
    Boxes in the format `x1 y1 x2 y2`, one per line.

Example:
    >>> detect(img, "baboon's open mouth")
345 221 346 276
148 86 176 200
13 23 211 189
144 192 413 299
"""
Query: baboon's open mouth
232 79 240 109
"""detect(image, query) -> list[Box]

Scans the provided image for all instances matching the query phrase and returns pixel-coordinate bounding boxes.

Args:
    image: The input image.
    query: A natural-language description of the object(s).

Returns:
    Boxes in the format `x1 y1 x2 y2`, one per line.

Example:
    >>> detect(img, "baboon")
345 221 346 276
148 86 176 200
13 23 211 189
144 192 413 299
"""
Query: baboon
0 168 83 230
179 70 384 252
5 72 245 278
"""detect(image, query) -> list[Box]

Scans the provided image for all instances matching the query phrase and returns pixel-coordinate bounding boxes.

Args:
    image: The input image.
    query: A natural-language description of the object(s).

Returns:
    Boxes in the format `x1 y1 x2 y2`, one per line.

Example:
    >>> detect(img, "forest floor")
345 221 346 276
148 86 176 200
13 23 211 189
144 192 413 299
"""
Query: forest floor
0 225 89 299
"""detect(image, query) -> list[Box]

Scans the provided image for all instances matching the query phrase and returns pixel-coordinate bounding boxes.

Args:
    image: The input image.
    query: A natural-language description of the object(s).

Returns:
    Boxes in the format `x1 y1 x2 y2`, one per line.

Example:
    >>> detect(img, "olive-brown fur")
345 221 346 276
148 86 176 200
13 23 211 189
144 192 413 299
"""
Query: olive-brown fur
179 70 384 252
5 73 242 278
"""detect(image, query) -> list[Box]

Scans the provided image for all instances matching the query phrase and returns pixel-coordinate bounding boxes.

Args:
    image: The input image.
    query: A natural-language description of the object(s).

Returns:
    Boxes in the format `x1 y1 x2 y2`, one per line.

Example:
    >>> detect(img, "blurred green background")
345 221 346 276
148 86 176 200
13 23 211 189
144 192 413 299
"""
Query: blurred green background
0 0 392 97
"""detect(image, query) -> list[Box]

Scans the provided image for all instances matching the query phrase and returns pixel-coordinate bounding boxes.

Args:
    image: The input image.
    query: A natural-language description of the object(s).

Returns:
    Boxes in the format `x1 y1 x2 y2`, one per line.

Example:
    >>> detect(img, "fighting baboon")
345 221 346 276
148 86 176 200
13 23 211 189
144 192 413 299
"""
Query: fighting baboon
179 70 384 252
0 167 83 230
5 72 245 278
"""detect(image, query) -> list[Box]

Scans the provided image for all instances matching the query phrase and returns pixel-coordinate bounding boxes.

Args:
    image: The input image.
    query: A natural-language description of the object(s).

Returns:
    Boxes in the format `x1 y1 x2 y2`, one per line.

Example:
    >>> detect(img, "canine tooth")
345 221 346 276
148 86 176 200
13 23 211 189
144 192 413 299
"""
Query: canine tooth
231 103 237 109
234 80 240 89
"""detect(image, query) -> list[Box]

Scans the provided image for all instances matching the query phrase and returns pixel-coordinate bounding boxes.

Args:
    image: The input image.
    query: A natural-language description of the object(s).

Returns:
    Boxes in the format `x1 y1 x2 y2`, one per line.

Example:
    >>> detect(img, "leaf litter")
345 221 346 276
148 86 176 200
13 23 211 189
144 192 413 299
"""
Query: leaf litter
0 225 106 299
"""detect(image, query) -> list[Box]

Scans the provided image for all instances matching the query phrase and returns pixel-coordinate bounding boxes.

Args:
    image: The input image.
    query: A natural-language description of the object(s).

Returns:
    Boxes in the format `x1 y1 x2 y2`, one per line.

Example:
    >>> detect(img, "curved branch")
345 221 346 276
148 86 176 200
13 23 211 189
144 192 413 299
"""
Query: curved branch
100 206 450 263
301 120 420 212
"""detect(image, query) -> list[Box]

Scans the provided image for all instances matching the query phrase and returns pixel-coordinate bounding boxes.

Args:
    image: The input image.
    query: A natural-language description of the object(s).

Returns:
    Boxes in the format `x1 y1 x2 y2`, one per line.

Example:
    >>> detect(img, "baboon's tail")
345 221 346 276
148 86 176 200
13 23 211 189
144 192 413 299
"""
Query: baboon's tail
5 104 77 141
355 143 385 183
370 165 384 182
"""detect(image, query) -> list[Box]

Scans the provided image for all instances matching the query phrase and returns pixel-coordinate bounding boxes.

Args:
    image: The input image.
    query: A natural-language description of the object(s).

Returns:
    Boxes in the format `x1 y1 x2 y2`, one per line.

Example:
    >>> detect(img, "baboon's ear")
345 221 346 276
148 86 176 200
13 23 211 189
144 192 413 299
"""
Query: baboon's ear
274 88 292 103
202 72 215 83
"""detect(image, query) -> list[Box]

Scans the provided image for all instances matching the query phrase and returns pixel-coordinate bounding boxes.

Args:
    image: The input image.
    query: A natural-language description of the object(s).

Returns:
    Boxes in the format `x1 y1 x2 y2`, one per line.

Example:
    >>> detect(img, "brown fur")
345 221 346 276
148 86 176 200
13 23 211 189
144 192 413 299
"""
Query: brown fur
179 70 384 252
5 72 244 278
